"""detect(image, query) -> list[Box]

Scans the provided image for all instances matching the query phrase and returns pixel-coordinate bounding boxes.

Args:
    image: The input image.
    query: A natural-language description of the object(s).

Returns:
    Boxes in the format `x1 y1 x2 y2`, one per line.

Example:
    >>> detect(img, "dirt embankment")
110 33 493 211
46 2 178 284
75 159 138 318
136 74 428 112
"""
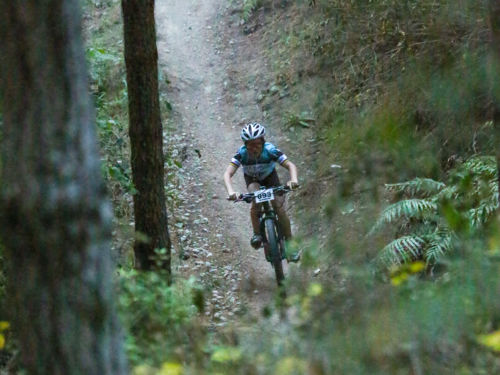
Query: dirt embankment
155 0 301 323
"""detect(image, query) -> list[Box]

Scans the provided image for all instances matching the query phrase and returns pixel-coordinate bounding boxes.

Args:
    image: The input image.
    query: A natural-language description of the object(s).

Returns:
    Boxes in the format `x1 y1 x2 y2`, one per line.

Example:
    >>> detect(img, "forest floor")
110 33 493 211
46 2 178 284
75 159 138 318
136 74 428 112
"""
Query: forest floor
155 0 302 324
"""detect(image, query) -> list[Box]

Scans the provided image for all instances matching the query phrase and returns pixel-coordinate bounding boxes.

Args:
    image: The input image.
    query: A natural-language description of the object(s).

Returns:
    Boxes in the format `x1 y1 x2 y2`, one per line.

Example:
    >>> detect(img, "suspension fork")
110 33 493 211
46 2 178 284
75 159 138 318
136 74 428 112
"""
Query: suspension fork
260 201 287 261
258 201 276 262
259 201 275 241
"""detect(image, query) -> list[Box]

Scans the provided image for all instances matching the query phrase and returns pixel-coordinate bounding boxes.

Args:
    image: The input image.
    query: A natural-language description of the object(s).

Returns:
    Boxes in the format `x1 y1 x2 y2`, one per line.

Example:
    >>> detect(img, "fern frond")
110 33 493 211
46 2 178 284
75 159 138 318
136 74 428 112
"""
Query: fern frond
436 185 459 201
462 156 496 177
374 155 499 269
488 178 499 200
467 162 498 227
379 236 426 265
242 0 261 20
370 199 437 234
424 229 452 263
468 201 498 227
485 176 499 207
385 178 445 197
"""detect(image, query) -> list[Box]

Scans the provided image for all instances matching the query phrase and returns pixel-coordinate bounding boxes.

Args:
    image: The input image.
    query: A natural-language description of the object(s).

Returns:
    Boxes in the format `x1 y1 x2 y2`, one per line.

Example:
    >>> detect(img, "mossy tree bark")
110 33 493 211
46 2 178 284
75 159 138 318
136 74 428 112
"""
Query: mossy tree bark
122 0 172 277
0 0 127 373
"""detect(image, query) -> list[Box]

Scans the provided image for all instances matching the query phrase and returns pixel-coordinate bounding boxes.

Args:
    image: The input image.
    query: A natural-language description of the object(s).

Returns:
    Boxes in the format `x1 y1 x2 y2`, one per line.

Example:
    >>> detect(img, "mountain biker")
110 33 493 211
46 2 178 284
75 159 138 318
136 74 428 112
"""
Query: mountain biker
223 122 300 262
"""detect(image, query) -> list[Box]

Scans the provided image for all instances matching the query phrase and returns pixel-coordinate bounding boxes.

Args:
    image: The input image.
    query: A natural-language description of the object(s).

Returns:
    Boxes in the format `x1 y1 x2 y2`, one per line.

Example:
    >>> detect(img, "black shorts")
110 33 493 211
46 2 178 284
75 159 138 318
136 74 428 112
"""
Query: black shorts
244 169 281 188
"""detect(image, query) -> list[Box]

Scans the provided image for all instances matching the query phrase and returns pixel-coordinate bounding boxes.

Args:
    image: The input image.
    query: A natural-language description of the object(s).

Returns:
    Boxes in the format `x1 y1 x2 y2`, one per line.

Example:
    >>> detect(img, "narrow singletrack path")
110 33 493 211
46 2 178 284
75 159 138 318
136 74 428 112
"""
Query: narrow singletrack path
155 0 291 322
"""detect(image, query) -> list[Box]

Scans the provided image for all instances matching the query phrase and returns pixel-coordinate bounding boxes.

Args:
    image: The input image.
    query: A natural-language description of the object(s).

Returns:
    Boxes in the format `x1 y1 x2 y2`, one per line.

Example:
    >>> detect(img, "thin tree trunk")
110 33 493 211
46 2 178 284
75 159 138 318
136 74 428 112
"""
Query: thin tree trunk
489 0 500 205
122 0 172 277
0 1 127 373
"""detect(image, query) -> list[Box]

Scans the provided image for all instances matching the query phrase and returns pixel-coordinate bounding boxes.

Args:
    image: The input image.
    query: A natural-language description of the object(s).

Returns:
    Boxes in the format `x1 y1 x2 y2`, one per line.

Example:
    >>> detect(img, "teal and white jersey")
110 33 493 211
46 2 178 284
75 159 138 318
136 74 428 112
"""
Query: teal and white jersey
230 142 288 180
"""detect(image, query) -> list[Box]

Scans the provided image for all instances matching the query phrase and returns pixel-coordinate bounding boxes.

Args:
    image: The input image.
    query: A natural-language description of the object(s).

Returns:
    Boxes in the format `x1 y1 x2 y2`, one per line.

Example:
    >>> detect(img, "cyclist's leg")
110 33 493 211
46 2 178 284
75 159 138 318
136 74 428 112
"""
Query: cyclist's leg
272 195 292 240
244 174 262 236
262 170 292 240
248 182 261 235
273 197 300 261
265 170 299 261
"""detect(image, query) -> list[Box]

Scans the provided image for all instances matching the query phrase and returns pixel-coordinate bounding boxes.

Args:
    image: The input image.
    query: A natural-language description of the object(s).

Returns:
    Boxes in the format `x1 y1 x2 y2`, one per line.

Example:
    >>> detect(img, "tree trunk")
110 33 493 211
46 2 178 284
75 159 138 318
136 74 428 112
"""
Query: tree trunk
0 1 127 373
489 0 500 205
122 0 172 277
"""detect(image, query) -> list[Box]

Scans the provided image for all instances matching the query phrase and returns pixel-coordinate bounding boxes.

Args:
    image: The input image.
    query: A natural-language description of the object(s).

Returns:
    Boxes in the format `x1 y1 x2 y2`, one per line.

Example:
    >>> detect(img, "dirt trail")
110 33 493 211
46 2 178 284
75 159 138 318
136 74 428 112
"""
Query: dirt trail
155 0 290 321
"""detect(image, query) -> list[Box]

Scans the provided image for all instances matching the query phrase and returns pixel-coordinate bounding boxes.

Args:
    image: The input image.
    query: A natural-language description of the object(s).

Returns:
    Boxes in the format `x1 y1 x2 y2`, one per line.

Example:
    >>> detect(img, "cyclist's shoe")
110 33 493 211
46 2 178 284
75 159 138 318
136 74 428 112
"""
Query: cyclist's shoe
287 251 301 263
250 234 263 249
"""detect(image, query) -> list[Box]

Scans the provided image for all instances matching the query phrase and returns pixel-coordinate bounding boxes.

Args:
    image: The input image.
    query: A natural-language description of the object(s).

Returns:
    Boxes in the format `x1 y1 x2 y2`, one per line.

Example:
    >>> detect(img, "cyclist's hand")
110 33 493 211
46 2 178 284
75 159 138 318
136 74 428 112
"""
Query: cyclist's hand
287 181 299 190
227 192 239 201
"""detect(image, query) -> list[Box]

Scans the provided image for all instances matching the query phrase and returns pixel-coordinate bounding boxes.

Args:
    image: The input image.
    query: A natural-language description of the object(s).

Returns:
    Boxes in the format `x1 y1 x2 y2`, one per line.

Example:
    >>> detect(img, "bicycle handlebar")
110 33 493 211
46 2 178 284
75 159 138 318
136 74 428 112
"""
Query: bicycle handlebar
234 185 295 204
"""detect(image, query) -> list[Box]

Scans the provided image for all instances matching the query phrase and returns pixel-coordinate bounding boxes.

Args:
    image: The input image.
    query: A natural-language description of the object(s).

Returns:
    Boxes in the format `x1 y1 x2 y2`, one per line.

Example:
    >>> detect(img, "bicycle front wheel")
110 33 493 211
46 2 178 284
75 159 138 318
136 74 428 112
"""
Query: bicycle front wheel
265 218 285 286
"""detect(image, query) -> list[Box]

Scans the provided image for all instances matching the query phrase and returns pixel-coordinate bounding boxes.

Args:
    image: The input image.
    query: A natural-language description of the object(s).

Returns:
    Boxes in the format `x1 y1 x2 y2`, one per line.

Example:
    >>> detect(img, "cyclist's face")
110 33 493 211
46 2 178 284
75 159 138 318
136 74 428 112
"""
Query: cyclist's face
246 139 263 156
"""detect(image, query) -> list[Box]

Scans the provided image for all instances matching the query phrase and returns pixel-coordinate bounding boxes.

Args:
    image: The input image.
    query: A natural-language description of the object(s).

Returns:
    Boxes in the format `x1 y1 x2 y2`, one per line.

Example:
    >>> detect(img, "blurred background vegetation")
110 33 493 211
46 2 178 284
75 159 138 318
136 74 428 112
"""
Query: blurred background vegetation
272 0 500 373
1 0 497 373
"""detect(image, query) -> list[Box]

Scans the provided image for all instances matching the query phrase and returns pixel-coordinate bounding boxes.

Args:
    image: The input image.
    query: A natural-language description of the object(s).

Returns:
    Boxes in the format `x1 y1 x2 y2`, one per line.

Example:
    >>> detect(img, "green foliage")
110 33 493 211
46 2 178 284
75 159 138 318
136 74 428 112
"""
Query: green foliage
86 47 121 91
371 156 498 265
292 0 488 100
200 248 500 373
241 0 264 21
386 178 446 197
264 0 497 187
106 163 136 195
117 270 201 367
210 346 243 363
371 198 438 232
85 0 136 223
284 111 315 129
425 228 453 263
379 235 426 264
279 240 500 373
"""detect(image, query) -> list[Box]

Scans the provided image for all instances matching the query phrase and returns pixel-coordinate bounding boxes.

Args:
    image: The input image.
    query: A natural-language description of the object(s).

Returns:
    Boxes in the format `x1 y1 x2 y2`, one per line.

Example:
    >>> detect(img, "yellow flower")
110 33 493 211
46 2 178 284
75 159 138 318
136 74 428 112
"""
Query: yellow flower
275 357 307 374
132 365 155 375
408 261 425 273
159 362 183 375
477 330 500 352
390 273 409 286
390 261 425 286
307 283 323 297
211 347 242 363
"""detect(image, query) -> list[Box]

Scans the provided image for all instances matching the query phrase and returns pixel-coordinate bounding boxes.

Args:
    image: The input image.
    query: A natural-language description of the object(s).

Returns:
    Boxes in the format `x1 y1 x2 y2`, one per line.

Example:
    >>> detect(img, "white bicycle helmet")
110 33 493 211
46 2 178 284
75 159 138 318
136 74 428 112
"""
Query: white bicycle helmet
241 122 266 142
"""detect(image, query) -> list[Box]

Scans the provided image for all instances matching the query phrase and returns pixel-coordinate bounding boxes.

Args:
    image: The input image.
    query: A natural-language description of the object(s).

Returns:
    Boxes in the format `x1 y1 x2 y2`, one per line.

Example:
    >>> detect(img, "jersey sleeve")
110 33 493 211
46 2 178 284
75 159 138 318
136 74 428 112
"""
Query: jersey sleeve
267 143 288 165
230 150 242 167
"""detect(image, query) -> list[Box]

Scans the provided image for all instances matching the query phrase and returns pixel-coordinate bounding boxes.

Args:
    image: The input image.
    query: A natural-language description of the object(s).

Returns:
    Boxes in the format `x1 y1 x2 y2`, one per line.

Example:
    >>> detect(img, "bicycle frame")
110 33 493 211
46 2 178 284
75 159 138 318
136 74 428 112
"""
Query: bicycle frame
236 185 291 286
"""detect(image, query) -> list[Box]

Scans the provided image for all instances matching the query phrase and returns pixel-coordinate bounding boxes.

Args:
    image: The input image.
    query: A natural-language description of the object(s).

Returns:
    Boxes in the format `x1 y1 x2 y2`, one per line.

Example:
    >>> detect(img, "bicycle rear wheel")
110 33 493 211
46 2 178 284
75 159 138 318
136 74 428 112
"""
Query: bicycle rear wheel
265 218 285 286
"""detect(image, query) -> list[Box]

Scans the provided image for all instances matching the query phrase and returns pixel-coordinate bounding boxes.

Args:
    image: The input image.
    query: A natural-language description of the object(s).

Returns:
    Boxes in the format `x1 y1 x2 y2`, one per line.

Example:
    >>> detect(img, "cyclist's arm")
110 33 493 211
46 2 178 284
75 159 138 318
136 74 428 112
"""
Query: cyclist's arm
268 143 298 185
281 160 298 184
224 163 239 196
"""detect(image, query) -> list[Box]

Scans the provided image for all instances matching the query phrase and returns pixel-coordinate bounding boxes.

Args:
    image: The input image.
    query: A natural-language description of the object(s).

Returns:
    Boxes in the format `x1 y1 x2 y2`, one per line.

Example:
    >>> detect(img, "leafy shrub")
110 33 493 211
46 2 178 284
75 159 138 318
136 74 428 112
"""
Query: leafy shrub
86 47 121 92
241 0 264 21
85 0 134 221
117 269 202 367
371 156 498 266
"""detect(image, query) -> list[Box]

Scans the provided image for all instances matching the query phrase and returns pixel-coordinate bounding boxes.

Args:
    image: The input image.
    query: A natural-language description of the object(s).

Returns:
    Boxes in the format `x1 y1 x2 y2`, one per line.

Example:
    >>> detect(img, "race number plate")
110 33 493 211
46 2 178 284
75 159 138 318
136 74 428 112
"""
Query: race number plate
255 188 274 203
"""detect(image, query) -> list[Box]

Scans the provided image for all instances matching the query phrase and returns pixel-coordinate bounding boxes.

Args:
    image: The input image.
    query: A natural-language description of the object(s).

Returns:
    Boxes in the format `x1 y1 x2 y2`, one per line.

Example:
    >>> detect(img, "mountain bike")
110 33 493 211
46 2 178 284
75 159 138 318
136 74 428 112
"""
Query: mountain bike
235 185 292 287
